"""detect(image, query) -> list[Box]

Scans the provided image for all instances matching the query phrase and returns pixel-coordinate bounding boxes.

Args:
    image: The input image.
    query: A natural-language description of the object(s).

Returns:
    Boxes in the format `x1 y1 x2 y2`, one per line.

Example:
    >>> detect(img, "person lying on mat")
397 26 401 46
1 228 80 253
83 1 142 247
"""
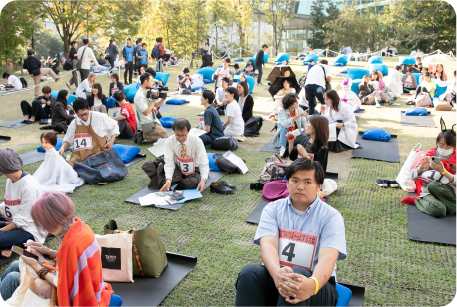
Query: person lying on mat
235 158 346 306
3 191 116 305
199 90 224 146
321 90 359 153
113 91 136 139
272 93 307 158
288 115 329 172
411 123 456 217
58 97 119 166
20 85 55 124
160 118 209 192
0 148 46 258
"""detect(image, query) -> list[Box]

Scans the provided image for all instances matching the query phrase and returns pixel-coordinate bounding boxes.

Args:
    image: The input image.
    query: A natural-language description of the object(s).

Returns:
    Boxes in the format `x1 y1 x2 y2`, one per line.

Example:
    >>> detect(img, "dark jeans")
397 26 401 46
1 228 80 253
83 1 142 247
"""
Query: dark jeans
124 62 134 84
199 133 216 146
109 59 115 70
53 122 69 134
257 65 263 84
305 84 325 115
235 264 338 306
20 100 49 120
176 169 201 190
80 69 90 83
118 119 134 139
0 217 34 250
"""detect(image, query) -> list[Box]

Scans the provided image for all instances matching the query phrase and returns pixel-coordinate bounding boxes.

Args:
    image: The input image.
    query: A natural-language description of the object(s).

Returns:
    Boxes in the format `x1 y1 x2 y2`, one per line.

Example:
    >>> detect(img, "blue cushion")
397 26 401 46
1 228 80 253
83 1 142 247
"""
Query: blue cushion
412 73 422 85
207 153 222 172
368 56 383 64
245 75 255 94
191 86 207 92
399 56 416 65
218 65 223 68
335 63 344 67
234 58 244 62
246 57 257 68
335 284 352 307
197 67 216 81
203 78 212 84
362 129 391 142
159 117 178 128
124 83 138 103
368 64 388 76
275 53 290 63
112 144 141 163
109 293 123 307
154 72 170 86
303 54 318 64
340 69 348 74
106 97 116 109
166 98 187 105
351 79 362 95
405 107 428 116
253 52 269 64
335 55 348 65
347 68 369 80
50 91 76 106
431 78 447 97
37 138 63 152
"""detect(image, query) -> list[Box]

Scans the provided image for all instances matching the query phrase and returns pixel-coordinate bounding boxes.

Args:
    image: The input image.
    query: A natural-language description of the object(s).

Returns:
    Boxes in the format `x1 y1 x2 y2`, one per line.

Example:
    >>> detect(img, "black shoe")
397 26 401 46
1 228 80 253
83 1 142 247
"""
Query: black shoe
219 181 236 190
249 183 264 190
210 182 234 194
26 120 35 124
20 120 28 124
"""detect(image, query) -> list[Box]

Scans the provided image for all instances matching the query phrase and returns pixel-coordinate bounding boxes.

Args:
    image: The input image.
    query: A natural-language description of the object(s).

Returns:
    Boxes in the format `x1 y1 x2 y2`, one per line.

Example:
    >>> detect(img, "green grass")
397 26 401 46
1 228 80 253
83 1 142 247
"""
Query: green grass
0 56 455 306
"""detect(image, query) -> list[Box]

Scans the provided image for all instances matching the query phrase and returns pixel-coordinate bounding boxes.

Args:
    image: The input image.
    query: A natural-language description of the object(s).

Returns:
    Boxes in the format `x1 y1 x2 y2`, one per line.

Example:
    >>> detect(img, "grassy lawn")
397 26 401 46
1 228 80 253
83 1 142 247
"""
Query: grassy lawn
0 55 455 306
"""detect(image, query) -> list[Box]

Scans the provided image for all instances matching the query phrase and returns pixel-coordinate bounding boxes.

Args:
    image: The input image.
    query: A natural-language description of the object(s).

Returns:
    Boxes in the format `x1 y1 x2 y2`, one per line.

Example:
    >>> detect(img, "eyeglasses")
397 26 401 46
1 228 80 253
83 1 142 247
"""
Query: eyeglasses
175 134 187 139
77 112 90 118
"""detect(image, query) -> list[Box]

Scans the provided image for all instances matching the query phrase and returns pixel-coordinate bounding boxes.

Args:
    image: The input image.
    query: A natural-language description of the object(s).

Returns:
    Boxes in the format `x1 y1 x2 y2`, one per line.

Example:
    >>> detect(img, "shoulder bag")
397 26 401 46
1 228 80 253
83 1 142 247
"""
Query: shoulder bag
320 65 332 91
76 47 87 72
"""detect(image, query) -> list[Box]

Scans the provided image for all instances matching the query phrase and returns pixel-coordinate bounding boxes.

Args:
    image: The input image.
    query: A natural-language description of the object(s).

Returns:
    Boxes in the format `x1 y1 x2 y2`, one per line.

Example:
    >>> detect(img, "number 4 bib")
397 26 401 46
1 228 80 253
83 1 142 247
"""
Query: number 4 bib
176 155 195 175
278 229 318 270
74 133 93 151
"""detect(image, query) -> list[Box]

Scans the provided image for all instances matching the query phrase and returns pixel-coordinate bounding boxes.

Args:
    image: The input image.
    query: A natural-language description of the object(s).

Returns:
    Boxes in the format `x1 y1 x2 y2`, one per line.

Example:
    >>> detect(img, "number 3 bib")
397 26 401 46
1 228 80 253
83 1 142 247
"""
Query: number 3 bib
278 229 318 270
74 133 93 151
176 155 195 175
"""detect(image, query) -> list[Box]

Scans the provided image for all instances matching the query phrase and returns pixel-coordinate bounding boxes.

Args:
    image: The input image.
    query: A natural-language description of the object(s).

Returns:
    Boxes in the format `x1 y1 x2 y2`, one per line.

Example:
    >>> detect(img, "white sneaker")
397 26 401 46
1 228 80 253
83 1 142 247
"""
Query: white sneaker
375 102 381 108
279 146 286 157
66 82 71 89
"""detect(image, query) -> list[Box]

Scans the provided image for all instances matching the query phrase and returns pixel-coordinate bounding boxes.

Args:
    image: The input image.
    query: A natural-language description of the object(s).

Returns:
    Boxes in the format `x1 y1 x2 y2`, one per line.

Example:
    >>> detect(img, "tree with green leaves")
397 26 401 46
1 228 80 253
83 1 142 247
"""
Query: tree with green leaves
307 0 341 50
230 0 257 55
207 0 232 53
261 0 295 56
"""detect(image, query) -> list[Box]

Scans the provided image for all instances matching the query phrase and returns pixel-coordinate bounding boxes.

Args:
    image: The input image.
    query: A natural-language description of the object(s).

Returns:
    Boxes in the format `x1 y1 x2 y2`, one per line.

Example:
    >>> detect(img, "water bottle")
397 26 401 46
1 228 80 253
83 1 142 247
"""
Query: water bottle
113 111 117 117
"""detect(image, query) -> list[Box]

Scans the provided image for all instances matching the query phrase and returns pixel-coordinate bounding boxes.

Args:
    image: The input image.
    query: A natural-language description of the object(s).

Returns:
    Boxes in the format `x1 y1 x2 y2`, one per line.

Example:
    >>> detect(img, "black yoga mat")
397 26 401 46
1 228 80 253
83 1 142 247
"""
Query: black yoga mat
159 102 190 113
0 136 11 143
110 252 197 307
124 171 225 210
0 119 37 129
352 132 400 163
339 283 366 307
355 109 365 122
125 154 146 167
400 111 436 127
407 192 456 245
260 140 279 153
246 172 338 224
0 235 56 267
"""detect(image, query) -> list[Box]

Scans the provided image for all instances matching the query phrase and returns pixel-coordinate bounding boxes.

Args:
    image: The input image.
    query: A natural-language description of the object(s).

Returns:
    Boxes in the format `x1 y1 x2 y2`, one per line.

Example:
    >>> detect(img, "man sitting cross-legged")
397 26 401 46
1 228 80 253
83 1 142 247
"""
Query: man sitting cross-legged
235 158 347 306
160 118 209 193
113 91 136 139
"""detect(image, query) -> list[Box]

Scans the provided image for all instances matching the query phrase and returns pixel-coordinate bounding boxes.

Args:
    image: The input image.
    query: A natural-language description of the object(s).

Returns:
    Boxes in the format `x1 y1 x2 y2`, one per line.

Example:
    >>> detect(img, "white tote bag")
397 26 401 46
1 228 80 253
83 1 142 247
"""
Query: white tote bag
395 143 424 192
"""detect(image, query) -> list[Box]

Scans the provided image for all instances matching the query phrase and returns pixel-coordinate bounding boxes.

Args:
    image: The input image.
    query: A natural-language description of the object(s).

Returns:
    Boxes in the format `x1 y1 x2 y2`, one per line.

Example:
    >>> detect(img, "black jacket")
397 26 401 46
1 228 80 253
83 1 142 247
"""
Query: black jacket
87 94 108 109
52 101 74 127
23 56 41 74
289 135 329 172
69 47 77 61
255 49 264 66
239 94 254 123
202 54 213 67
109 82 124 97
33 95 55 115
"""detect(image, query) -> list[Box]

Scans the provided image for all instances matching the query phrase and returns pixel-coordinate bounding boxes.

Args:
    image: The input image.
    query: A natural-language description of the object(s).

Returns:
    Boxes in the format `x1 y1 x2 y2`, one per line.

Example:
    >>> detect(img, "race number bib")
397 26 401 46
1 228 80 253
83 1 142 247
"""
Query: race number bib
176 155 195 175
298 153 314 160
218 73 229 81
420 170 450 184
111 87 119 96
3 199 21 222
278 229 318 270
185 79 191 88
74 133 93 151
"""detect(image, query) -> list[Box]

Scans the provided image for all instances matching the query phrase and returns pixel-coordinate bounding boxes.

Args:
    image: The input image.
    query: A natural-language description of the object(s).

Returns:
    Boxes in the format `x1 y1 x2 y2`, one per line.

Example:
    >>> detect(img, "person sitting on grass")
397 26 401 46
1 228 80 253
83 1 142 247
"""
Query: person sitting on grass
237 81 254 122
20 86 55 124
235 158 346 306
271 79 296 116
272 93 308 158
406 72 436 106
2 72 22 90
401 67 417 93
87 83 108 114
113 91 136 139
109 73 124 97
337 79 361 112
410 120 455 217
288 115 329 172
75 72 96 99
244 59 255 77
222 87 245 139
177 67 193 93
234 63 242 76
411 57 423 73
51 89 76 134
199 90 224 146
213 76 230 115
431 64 447 81
358 75 391 107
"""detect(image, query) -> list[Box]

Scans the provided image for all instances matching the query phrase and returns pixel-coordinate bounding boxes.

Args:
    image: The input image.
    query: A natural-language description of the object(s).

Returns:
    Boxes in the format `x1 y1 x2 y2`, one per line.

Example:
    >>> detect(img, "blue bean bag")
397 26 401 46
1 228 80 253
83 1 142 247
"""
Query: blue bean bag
335 284 352 307
275 53 290 63
335 63 344 67
405 107 428 116
253 52 269 64
245 75 255 94
159 117 178 128
191 86 207 92
340 69 348 74
234 58 244 62
399 56 416 65
246 57 257 68
37 138 63 152
203 79 212 84
303 54 318 64
347 68 370 80
351 79 362 95
154 72 170 86
412 73 422 85
109 293 123 307
362 129 391 142
218 65 223 68
166 98 187 105
50 91 76 106
207 153 222 172
124 83 138 103
112 144 141 163
106 97 116 109
197 67 216 82
335 55 348 66
368 64 388 76
432 78 447 98
368 56 383 64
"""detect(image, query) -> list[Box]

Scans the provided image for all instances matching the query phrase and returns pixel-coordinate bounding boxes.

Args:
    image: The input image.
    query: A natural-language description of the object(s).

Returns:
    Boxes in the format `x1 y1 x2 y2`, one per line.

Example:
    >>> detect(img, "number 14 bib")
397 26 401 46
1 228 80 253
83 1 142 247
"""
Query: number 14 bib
74 133 93 151
176 155 195 175
278 229 318 270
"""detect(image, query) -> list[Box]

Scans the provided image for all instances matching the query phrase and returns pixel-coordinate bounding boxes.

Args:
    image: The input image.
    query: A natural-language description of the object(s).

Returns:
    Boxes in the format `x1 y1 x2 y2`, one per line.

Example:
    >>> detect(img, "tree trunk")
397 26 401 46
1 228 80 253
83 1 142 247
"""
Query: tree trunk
215 26 219 53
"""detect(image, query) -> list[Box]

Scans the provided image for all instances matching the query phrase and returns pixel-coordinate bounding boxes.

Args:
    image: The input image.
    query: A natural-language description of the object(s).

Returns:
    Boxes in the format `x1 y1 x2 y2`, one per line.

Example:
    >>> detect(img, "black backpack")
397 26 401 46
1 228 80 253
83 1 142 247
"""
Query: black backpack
214 154 238 174
244 116 263 137
63 60 73 71
211 136 238 151
19 77 27 88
